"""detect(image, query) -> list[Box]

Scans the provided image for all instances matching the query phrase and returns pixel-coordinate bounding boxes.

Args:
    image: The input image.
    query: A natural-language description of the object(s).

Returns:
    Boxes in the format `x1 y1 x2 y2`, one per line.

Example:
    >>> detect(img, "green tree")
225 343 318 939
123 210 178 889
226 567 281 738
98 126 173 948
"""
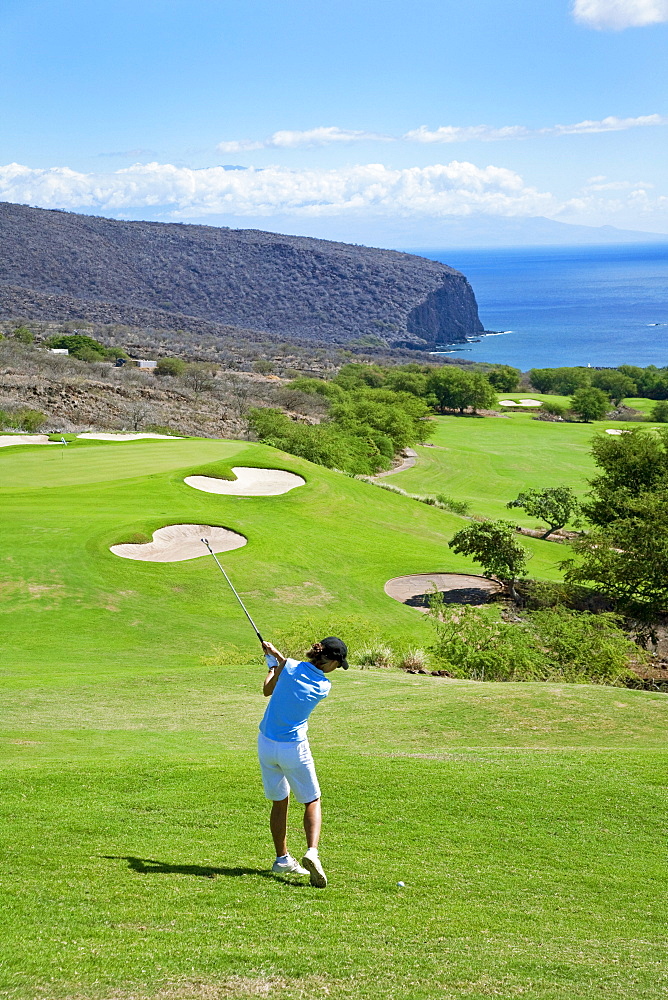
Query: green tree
13 326 34 344
155 357 187 377
583 427 668 526
506 486 579 538
650 400 668 422
590 370 636 406
487 365 521 392
427 367 473 413
570 386 610 422
564 488 668 624
448 520 529 602
467 372 496 413
530 367 590 395
45 333 106 360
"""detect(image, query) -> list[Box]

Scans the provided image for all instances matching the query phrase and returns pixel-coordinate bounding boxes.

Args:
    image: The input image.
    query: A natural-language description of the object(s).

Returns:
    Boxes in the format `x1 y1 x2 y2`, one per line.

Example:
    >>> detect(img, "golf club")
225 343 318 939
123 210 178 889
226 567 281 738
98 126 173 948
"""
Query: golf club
200 537 264 645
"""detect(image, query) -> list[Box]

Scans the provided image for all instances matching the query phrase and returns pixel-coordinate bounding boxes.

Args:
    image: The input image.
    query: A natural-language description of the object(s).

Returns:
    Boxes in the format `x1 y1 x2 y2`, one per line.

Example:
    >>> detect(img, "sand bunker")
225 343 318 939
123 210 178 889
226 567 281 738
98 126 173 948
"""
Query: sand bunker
110 524 246 562
385 573 502 611
498 399 542 407
77 432 180 441
185 467 305 497
0 434 58 447
605 428 626 435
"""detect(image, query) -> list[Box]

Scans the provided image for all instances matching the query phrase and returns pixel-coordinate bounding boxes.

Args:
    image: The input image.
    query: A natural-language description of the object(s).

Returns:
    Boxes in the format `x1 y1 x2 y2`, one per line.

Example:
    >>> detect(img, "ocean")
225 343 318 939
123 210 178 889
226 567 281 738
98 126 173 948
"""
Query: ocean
416 242 668 370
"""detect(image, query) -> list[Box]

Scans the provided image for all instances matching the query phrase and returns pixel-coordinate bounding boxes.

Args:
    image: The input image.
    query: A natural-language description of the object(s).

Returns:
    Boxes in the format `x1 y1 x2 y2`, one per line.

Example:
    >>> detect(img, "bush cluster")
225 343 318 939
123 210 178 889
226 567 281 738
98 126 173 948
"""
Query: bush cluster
426 600 640 685
0 408 47 432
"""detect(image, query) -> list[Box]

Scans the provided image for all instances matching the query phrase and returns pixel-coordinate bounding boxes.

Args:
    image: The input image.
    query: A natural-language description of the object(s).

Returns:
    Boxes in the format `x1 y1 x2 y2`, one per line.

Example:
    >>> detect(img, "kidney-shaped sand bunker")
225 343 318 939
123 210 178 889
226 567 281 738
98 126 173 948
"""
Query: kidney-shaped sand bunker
185 466 305 497
110 524 246 563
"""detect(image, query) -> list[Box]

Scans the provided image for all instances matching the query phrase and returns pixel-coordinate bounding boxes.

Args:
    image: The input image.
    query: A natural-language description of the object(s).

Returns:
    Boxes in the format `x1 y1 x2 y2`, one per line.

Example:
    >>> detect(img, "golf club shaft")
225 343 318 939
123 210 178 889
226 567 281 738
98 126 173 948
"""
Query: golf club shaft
201 538 264 644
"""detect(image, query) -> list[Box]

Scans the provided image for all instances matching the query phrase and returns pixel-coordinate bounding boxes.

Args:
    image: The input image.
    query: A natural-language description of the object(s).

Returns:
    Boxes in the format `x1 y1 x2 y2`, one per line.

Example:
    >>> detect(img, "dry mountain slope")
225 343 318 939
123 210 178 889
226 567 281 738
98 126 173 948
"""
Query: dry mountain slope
0 202 483 348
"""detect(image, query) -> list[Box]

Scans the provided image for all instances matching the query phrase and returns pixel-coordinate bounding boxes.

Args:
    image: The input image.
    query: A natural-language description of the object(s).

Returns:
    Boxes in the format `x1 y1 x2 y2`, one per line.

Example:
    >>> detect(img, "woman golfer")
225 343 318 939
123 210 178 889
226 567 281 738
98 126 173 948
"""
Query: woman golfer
258 636 348 887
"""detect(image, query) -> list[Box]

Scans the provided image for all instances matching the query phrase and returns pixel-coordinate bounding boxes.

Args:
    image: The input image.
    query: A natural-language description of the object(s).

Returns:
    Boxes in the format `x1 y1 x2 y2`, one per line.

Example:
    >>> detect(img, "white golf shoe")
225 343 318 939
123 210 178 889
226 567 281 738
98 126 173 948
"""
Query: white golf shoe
301 850 327 888
271 855 309 876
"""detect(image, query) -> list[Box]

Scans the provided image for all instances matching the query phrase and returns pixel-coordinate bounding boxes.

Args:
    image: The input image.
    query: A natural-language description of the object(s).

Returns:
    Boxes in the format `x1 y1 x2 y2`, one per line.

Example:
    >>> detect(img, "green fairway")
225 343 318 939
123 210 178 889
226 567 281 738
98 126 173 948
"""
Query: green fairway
392 407 663 524
1 663 667 1000
0 436 564 676
2 436 667 1000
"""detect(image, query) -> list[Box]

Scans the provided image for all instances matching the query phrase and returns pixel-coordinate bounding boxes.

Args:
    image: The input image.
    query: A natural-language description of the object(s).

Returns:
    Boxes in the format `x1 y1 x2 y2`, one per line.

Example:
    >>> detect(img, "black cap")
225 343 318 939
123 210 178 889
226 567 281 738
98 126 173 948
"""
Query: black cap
320 636 349 670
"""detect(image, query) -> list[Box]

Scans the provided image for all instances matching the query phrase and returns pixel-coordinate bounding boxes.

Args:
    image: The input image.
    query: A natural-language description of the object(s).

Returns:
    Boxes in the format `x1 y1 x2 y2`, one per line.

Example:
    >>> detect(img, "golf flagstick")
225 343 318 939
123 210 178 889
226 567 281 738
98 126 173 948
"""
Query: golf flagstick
200 537 264 646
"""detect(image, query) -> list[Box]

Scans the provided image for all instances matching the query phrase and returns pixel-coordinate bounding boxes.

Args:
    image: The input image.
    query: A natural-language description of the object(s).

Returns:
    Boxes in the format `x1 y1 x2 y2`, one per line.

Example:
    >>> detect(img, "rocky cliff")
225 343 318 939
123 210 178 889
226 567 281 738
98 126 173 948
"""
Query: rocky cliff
0 202 483 348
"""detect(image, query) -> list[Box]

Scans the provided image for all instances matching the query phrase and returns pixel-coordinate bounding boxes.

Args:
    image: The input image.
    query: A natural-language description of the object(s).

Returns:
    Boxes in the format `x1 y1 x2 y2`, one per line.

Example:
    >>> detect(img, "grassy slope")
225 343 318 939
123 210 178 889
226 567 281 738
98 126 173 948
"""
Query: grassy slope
0 437 564 675
1 661 667 1000
1 437 667 1000
393 405 662 523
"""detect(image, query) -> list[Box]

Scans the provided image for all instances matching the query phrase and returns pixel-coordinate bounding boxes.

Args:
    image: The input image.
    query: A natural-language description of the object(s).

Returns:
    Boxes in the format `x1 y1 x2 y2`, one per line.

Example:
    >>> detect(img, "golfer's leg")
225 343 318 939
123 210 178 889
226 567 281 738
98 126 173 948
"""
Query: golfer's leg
270 796 289 857
303 797 321 850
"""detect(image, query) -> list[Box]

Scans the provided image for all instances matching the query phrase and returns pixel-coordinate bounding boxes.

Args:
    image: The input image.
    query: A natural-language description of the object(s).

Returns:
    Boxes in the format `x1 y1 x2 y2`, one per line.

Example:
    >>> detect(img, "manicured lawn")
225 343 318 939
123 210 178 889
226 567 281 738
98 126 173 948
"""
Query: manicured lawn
393 407 662 523
2 436 667 1000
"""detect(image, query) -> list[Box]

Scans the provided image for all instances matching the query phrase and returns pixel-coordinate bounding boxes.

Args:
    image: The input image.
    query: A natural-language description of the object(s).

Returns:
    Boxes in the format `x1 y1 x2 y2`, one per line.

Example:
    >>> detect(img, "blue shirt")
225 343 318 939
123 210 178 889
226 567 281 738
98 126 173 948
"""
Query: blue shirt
259 658 331 743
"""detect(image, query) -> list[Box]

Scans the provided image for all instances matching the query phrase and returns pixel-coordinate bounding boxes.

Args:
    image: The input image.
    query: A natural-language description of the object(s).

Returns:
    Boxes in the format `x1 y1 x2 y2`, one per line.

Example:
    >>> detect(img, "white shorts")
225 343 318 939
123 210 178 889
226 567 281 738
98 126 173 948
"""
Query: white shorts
257 732 321 804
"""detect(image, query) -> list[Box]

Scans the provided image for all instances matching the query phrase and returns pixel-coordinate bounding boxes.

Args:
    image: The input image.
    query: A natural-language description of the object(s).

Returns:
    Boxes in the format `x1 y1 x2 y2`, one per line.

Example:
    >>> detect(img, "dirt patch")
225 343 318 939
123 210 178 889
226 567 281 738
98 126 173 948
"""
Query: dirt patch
64 974 338 999
273 582 333 605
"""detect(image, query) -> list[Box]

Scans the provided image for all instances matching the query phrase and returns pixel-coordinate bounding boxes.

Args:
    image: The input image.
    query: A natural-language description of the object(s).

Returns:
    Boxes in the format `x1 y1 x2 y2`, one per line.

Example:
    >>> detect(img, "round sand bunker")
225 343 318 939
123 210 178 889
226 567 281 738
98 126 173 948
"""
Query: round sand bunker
185 467 305 497
385 573 502 610
110 524 246 562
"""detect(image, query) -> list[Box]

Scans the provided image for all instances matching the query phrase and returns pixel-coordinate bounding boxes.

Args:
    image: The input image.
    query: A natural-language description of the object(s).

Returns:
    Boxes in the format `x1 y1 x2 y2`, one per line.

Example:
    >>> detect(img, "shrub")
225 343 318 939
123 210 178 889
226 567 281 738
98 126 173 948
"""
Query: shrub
436 494 470 516
426 597 642 684
13 326 34 344
428 602 547 681
145 424 179 436
398 648 429 671
155 357 186 377
356 643 395 668
0 409 14 429
540 401 565 417
253 359 274 374
17 409 47 432
528 606 640 684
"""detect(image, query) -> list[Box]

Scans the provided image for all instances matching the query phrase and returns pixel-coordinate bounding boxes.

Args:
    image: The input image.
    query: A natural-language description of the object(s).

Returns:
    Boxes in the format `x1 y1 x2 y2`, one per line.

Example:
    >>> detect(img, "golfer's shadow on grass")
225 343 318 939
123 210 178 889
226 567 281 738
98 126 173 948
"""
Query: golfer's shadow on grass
102 855 309 886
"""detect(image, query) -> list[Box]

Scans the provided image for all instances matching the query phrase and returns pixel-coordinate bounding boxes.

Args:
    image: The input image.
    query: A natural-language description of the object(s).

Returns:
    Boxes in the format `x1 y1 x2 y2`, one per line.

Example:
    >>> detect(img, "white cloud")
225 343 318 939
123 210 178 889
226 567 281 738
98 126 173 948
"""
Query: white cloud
3 160 666 229
217 126 390 153
572 0 668 29
405 114 666 142
0 160 555 219
404 125 530 143
218 115 666 152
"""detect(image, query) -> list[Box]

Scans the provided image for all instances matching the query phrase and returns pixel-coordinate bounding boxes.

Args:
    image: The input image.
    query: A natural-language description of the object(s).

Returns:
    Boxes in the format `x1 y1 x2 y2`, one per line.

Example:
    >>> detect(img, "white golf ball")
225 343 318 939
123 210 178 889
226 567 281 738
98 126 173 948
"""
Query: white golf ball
397 881 405 887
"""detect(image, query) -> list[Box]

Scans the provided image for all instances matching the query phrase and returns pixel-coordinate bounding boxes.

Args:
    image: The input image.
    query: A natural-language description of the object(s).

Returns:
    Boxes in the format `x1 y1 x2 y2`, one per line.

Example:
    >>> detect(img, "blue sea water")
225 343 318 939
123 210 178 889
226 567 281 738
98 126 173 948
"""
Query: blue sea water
416 243 668 369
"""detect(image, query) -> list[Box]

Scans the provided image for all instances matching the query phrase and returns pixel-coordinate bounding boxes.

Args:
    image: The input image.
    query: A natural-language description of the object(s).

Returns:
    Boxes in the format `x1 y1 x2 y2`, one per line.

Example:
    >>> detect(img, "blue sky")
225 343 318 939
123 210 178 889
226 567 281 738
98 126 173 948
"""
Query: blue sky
1 0 667 245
